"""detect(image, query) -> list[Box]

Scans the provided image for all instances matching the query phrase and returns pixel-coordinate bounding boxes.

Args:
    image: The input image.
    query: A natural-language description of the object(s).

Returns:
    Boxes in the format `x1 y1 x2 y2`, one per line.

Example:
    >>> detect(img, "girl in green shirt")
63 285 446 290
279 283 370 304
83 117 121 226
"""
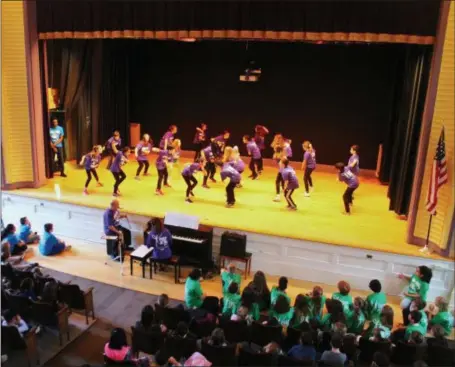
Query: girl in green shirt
430 297 454 336
289 294 311 328
241 287 260 321
307 286 326 321
364 305 394 340
366 279 387 322
332 280 353 314
346 297 366 335
184 269 204 308
221 263 241 295
270 276 291 306
222 282 241 317
320 298 346 331
269 294 294 327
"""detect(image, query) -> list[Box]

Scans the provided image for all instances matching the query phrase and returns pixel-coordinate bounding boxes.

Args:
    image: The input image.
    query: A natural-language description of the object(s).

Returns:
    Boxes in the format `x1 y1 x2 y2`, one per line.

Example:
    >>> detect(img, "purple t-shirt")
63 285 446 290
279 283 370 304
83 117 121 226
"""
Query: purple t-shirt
254 134 265 150
136 142 152 161
155 149 170 170
182 163 203 177
348 154 360 175
213 135 227 145
107 137 121 152
220 163 241 184
284 143 292 158
202 145 214 161
230 159 245 174
159 131 174 149
84 154 101 170
281 166 299 189
339 167 359 188
110 152 127 173
103 208 120 235
146 228 172 259
304 150 316 169
193 129 206 144
247 141 261 159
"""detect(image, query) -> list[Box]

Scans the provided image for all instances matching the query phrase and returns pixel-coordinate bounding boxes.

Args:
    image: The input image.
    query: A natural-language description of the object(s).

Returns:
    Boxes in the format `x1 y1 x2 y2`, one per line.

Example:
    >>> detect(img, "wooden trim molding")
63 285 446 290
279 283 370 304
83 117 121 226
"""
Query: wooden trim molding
38 30 435 45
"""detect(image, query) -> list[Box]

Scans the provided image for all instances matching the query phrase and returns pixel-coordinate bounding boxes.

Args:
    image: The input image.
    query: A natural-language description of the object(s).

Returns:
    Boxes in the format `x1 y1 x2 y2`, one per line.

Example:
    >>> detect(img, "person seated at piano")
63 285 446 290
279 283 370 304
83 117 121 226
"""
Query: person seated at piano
185 268 205 309
146 218 172 271
221 263 241 295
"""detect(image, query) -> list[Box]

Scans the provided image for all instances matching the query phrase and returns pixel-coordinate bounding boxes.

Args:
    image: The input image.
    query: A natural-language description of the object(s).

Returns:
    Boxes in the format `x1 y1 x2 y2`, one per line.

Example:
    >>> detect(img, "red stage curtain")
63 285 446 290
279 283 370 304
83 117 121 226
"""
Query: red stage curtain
37 1 439 45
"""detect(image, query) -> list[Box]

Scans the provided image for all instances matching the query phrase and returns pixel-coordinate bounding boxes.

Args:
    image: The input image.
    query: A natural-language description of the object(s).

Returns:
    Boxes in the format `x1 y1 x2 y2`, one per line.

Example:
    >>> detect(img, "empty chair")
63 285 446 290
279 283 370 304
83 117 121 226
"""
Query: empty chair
251 322 283 347
390 341 426 366
5 290 31 321
278 355 314 366
220 319 251 343
427 344 455 367
201 340 237 367
189 318 216 338
162 306 190 330
131 326 164 356
1 325 39 367
58 282 95 324
358 338 391 363
239 346 275 366
30 300 70 345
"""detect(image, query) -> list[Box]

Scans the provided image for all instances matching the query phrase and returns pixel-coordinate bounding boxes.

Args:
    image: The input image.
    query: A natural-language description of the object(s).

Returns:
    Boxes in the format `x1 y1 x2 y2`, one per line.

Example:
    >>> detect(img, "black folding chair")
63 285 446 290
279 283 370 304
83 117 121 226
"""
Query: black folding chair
250 322 283 347
201 340 237 367
131 326 164 356
219 318 251 343
238 346 275 366
58 281 95 324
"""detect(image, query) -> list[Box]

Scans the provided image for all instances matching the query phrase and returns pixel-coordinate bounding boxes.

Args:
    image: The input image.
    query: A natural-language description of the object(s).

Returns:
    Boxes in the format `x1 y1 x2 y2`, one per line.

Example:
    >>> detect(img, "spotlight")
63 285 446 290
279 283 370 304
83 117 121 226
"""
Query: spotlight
179 38 196 42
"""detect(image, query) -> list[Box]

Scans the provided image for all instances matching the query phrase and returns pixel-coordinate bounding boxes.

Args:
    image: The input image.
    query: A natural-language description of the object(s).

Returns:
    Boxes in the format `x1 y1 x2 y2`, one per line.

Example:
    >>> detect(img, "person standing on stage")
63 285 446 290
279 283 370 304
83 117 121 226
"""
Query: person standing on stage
182 160 204 203
301 141 316 197
201 142 219 188
103 199 132 255
49 118 67 177
81 145 103 195
243 135 261 180
146 218 172 263
105 130 122 170
272 134 293 202
193 123 208 161
159 125 177 150
153 146 173 195
212 130 230 153
110 147 130 197
230 146 246 188
335 162 359 215
281 158 299 210
134 134 153 180
220 156 241 208
254 125 269 174
348 145 360 175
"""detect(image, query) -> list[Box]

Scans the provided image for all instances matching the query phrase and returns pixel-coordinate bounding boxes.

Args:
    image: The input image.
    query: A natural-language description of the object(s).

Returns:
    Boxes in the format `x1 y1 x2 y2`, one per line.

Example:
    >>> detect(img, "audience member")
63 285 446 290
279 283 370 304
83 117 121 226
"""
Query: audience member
346 297 366 334
231 305 253 324
1 224 28 255
240 287 260 321
271 276 290 306
2 309 29 336
222 282 241 317
290 294 311 327
321 299 346 331
39 223 71 256
405 311 425 340
19 217 40 244
18 278 37 301
135 305 162 333
39 280 61 312
246 271 270 311
308 286 326 320
410 298 428 332
366 279 386 322
427 324 449 348
320 332 347 366
158 293 170 308
366 305 394 340
371 351 390 367
104 328 148 366
287 331 316 361
332 280 353 313
429 296 453 336
221 263 241 295
170 321 196 340
270 294 294 326
185 268 205 308
206 328 227 347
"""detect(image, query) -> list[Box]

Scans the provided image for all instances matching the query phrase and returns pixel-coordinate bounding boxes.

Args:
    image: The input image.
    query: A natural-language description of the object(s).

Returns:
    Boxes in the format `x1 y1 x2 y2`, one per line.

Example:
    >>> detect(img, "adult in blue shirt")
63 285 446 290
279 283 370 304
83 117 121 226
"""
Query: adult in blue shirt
103 200 133 258
39 223 71 256
1 224 27 255
146 218 172 261
49 118 66 177
287 332 317 361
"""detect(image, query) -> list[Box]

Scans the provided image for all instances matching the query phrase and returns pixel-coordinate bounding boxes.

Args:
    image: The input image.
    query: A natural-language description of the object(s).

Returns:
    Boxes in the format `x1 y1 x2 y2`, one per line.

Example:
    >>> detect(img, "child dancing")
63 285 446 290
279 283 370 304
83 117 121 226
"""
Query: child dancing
280 158 299 210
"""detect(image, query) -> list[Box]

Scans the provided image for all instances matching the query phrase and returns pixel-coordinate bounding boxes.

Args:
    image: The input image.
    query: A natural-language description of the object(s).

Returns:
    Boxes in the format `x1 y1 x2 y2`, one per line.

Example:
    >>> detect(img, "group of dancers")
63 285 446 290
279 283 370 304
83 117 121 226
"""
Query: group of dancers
79 123 361 214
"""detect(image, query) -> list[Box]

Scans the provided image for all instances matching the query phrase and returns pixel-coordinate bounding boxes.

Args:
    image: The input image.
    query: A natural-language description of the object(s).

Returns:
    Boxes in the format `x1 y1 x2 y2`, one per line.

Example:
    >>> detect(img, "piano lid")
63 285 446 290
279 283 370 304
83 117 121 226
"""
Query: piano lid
164 212 199 230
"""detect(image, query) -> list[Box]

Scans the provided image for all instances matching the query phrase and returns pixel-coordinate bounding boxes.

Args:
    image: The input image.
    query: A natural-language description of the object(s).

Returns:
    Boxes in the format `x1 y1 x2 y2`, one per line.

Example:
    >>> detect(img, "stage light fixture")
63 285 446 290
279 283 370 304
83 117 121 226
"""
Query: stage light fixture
179 37 196 42
239 60 261 83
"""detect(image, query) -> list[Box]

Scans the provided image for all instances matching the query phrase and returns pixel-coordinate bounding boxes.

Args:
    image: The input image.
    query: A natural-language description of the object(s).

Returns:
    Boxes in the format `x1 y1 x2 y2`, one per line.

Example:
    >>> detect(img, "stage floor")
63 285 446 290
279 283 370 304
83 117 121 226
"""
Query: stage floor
8 156 443 259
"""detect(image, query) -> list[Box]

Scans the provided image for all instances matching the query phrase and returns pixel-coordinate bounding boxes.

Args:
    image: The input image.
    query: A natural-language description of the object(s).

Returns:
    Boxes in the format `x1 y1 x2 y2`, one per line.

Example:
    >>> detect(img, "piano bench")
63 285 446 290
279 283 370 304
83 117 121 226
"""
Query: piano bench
149 256 180 284
220 253 252 280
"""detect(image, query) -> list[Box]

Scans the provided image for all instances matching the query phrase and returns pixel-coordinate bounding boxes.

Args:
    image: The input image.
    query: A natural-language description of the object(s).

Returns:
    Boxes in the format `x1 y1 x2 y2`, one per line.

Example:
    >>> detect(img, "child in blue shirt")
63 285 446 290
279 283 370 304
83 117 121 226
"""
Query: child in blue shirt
1 224 27 255
19 217 40 244
39 223 71 256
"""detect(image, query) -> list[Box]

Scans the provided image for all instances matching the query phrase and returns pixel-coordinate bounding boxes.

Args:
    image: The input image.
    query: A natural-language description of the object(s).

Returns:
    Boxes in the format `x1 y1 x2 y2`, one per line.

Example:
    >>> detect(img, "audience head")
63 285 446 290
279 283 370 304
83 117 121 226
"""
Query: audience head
332 322 347 337
409 331 424 345
337 280 351 295
158 294 169 308
44 223 54 233
20 217 29 226
1 224 15 239
209 328 226 346
3 309 18 324
350 145 359 155
41 280 59 303
140 305 155 329
330 332 343 350
380 305 394 329
273 294 290 315
175 321 189 337
430 324 446 339
294 294 310 313
353 297 366 312
228 282 239 295
110 199 120 211
435 296 449 312
301 331 313 347
188 268 202 281
263 341 280 354
108 328 128 350
369 279 382 293
299 321 311 332
266 316 279 326
410 298 426 312
154 350 167 367
241 287 256 309
236 305 248 320
416 266 433 283
151 218 163 233
409 310 422 325
371 352 390 367
19 278 34 293
227 263 236 274
252 271 269 294
278 276 288 291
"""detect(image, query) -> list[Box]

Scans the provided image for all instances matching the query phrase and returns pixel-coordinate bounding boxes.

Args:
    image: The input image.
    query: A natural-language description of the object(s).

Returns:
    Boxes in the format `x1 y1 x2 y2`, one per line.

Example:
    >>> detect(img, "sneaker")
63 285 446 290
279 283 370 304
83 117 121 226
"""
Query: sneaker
310 186 314 193
273 195 281 202
185 198 193 203
252 176 259 180
155 189 164 196
209 178 217 183
143 172 150 176
202 184 210 189
97 182 104 187
304 192 310 197
164 184 172 188
189 191 195 197
225 203 234 208
113 193 120 197
83 189 89 195
61 173 67 178
135 176 140 181
288 206 298 211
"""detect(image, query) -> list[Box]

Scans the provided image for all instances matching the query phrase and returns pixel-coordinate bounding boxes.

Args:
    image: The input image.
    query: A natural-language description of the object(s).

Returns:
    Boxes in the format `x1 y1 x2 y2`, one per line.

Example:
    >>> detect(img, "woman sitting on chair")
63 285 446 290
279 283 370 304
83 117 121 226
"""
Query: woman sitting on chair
104 328 149 366
146 218 172 271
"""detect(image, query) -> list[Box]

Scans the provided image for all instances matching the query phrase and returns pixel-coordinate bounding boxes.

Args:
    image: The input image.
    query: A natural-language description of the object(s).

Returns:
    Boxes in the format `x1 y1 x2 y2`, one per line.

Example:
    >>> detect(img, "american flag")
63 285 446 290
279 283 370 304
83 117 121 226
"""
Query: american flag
426 127 448 215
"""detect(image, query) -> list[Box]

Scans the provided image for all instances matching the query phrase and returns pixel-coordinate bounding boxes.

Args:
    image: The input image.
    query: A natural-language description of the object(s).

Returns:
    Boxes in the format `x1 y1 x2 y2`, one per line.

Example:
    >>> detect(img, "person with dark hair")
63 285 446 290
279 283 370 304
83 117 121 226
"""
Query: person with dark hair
398 265 433 325
410 298 428 332
146 218 172 262
241 287 260 321
49 118 67 177
185 269 204 308
193 123 208 161
270 294 294 326
246 270 271 311
181 159 204 203
320 332 347 366
271 276 290 306
135 305 157 332
18 278 37 301
39 223 70 256
104 328 148 365
159 125 178 151
301 141 316 197
320 299 346 331
152 145 174 195
158 293 169 308
365 305 394 340
290 294 311 327
19 217 39 244
254 125 268 174
287 331 316 361
427 324 449 348
366 279 387 322
429 296 453 336
201 141 220 188
332 280 353 313
80 145 104 195
222 282 241 317
308 286 326 321
405 311 425 340
346 297 366 334
348 145 360 175
212 131 230 153
207 328 227 347
243 135 261 180
220 158 241 207
105 129 122 170
134 134 153 180
2 309 29 336
110 146 130 197
335 162 359 215
371 351 390 367
1 224 27 255
280 158 299 210
221 263 241 295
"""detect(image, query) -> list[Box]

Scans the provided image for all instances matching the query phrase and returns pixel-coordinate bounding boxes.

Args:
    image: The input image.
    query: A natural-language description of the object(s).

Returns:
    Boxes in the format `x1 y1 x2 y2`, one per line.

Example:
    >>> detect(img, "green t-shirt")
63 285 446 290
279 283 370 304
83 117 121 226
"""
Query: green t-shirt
418 309 428 332
290 309 311 328
222 293 241 316
430 311 454 336
248 302 260 321
332 292 353 313
185 277 203 308
221 271 241 295
320 313 333 331
346 309 366 335
365 320 391 339
366 292 387 321
270 286 291 306
405 323 426 340
270 308 294 327
308 295 326 320
406 274 429 302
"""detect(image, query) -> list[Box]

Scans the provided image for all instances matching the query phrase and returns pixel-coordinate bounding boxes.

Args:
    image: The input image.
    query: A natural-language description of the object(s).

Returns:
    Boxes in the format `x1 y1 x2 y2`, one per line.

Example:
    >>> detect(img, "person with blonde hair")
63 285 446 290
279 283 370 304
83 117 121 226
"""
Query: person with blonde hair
80 145 104 195
134 134 153 180
429 296 453 336
301 141 316 197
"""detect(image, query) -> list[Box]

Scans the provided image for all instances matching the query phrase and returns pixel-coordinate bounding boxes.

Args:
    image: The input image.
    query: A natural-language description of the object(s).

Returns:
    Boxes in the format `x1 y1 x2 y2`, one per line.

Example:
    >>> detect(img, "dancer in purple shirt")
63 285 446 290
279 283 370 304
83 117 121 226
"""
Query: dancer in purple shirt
134 134 153 180
110 147 130 197
220 162 241 207
193 123 208 161
152 147 173 195
201 142 222 188
230 146 245 188
254 125 269 174
211 130 230 153
80 145 103 195
335 162 360 214
181 160 204 203
243 135 261 180
159 125 177 150
105 130 122 169
348 145 360 175
281 158 299 210
301 141 316 197
272 134 293 202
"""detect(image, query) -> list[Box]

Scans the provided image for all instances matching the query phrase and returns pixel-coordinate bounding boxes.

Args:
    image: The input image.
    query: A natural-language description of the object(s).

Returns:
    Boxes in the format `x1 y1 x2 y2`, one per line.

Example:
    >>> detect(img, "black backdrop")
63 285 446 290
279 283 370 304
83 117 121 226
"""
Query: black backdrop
129 40 403 168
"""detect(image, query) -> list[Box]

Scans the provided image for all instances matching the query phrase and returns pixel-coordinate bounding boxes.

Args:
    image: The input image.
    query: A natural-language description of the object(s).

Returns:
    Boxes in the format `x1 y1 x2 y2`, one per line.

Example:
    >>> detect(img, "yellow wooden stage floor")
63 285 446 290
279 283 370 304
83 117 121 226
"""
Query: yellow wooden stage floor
8 156 445 260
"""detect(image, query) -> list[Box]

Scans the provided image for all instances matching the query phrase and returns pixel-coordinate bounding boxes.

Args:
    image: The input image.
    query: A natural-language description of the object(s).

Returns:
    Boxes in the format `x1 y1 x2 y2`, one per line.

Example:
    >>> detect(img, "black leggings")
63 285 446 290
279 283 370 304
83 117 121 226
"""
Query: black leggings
136 160 150 176
203 162 216 185
258 157 264 172
194 142 205 161
249 158 260 178
157 168 169 190
276 172 284 195
106 152 116 170
183 175 198 197
304 167 315 193
112 170 126 194
85 168 99 188
284 188 296 208
343 187 357 213
226 181 236 204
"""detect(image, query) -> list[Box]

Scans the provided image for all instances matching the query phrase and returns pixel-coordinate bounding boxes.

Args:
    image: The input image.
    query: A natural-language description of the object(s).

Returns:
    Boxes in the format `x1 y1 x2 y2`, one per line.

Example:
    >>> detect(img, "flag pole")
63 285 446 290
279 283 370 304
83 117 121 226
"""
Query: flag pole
420 214 434 253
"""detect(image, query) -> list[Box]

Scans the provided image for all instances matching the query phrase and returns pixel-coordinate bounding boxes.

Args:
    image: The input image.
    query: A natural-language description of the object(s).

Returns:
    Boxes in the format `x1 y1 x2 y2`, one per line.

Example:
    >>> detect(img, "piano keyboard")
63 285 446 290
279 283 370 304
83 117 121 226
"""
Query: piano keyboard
172 235 204 244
